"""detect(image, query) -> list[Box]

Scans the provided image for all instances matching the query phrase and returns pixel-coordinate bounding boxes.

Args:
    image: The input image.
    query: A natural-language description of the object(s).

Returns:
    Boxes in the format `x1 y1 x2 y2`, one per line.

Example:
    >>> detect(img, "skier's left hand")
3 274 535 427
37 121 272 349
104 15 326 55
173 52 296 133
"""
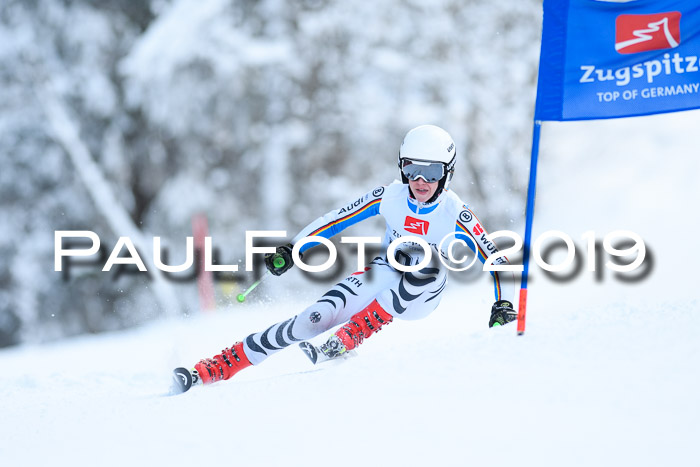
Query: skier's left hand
489 300 517 327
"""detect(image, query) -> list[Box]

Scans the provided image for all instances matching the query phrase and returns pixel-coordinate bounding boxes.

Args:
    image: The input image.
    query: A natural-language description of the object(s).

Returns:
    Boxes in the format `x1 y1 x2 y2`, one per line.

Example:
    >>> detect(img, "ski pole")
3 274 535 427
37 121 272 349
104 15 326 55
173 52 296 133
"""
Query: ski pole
235 256 286 303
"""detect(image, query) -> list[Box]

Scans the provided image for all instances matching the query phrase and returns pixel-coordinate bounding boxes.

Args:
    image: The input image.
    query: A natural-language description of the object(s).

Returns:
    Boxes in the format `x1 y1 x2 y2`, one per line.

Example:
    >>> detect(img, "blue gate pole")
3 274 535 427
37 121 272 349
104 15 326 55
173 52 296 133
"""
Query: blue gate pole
517 119 542 335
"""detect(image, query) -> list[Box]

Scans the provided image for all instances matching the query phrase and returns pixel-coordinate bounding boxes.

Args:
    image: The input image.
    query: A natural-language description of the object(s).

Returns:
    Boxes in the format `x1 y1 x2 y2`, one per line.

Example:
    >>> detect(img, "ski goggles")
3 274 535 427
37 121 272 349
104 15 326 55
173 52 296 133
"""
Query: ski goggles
401 159 445 183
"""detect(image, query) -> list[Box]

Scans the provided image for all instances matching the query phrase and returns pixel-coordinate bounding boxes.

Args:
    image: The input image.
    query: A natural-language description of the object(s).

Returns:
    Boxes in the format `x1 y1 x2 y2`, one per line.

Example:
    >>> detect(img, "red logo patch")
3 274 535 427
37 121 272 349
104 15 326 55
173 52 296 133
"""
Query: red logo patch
473 224 484 236
404 216 429 235
351 267 371 276
615 12 681 54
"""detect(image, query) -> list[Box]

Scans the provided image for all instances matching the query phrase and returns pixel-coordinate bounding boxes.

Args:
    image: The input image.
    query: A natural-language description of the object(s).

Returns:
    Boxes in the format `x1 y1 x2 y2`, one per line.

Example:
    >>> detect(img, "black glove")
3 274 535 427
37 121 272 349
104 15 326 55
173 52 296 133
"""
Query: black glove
489 300 517 328
264 243 296 276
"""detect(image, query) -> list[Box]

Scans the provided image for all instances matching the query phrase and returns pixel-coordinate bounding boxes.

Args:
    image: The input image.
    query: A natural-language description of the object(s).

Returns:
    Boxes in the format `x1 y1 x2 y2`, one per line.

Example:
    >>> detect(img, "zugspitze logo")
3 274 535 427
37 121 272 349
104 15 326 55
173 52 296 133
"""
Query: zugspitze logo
404 216 429 235
615 12 681 54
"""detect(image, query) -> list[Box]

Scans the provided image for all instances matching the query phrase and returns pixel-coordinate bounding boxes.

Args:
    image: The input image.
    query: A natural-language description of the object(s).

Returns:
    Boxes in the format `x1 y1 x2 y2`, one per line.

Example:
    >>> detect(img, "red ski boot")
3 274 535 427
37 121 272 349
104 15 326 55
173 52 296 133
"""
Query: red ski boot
194 341 252 385
322 299 393 358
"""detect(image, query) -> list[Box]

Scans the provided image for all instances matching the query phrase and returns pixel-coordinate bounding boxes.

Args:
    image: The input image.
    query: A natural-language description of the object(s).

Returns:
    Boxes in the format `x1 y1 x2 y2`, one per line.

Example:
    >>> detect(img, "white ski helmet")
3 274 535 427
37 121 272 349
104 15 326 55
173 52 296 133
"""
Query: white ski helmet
398 125 456 200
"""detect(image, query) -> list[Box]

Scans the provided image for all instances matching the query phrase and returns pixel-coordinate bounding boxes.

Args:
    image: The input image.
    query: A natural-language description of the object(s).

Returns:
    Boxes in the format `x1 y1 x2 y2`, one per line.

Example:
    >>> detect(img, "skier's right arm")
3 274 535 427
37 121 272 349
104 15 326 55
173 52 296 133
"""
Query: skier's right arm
265 186 384 276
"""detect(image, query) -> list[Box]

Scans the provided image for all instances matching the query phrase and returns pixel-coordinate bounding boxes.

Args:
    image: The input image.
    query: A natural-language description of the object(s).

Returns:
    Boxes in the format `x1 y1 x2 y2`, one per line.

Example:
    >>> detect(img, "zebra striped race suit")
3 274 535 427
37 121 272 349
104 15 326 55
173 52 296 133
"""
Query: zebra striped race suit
243 181 515 365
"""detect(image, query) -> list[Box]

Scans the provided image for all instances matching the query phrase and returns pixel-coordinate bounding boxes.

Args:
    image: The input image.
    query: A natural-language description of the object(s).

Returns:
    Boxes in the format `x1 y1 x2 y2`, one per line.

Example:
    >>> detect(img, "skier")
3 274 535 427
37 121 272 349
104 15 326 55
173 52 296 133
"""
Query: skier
172 125 516 393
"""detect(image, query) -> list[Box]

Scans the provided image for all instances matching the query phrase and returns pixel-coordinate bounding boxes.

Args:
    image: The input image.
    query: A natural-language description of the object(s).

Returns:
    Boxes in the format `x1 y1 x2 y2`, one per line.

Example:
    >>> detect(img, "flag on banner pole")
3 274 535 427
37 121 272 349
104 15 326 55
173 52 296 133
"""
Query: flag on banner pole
518 0 700 334
537 0 700 121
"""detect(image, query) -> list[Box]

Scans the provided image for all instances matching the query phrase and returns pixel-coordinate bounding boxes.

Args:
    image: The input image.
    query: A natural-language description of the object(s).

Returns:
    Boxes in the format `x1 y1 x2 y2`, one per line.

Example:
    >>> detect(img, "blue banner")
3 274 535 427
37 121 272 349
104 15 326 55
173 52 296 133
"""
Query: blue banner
536 0 700 121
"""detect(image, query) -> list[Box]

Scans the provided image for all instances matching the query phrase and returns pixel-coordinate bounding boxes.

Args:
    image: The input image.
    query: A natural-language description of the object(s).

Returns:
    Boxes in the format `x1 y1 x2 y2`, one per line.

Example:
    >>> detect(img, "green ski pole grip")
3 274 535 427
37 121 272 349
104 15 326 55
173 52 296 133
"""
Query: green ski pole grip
273 256 286 268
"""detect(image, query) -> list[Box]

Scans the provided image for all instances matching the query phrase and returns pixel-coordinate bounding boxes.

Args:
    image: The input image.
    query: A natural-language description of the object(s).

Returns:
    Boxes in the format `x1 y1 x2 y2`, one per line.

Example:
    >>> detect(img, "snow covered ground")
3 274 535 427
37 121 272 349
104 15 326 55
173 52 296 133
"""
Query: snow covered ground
2 111 699 467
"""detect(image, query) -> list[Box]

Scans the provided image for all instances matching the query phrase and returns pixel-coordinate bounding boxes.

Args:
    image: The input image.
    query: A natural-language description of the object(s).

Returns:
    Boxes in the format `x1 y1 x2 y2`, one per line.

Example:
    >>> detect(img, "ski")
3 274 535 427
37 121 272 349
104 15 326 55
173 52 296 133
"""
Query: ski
169 342 355 394
299 341 324 364
169 367 202 395
298 341 357 365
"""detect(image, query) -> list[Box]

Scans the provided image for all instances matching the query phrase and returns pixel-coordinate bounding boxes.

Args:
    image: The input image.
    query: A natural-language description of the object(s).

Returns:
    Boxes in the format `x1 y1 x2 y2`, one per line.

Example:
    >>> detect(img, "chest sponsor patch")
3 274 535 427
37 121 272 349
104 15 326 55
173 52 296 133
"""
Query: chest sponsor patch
404 216 429 235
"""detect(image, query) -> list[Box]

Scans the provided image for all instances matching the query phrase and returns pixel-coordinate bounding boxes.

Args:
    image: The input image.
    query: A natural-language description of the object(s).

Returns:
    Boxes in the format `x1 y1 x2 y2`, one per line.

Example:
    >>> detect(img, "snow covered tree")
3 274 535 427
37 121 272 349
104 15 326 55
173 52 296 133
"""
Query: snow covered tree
0 0 540 346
